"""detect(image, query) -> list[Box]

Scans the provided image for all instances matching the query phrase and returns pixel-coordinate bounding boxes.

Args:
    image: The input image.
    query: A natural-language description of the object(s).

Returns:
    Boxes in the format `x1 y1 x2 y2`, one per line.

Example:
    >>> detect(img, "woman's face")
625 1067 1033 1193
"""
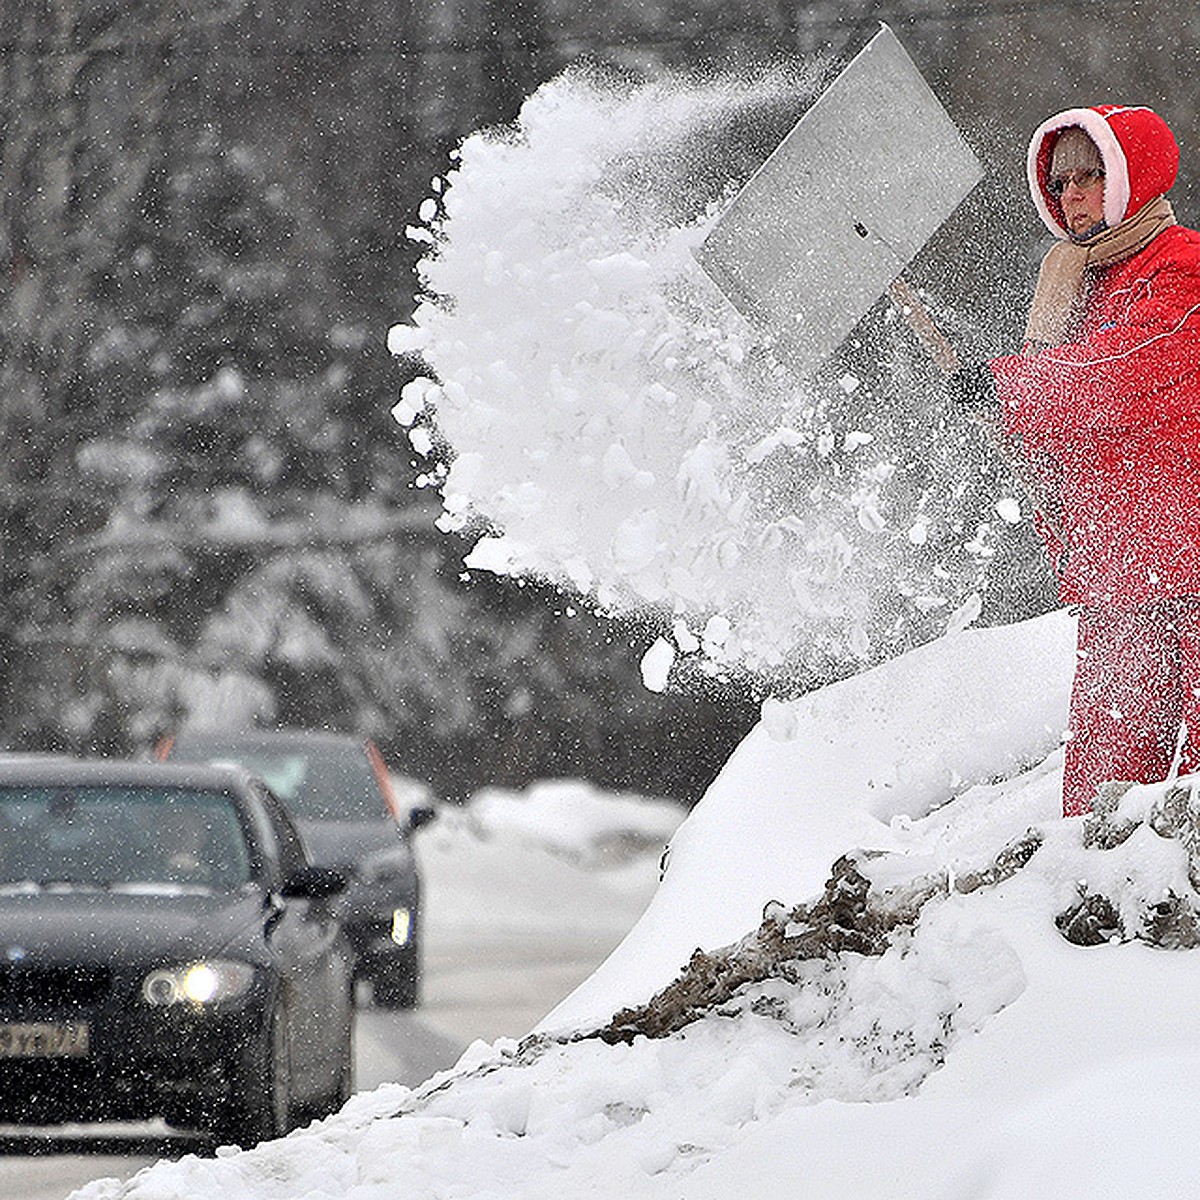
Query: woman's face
1049 128 1107 236
1059 172 1107 235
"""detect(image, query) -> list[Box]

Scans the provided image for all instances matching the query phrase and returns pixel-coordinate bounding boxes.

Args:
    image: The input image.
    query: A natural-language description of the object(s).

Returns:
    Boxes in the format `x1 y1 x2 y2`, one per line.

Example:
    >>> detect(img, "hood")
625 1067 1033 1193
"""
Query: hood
1027 104 1179 238
0 889 265 966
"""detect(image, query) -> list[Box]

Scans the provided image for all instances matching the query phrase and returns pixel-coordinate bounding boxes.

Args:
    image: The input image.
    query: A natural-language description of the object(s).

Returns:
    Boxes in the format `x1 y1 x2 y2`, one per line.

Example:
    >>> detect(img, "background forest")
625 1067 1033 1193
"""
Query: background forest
2 0 1196 804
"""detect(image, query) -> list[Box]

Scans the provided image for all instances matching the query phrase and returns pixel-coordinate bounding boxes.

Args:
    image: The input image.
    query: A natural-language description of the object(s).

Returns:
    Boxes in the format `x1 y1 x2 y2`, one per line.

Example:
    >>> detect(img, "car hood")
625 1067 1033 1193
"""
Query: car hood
0 888 266 966
296 819 407 869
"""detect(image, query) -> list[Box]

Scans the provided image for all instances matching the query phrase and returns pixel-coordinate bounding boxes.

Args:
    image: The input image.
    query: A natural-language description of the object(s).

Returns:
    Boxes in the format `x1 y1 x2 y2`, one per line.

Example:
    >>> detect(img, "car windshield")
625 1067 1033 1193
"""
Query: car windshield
0 786 252 891
174 742 386 822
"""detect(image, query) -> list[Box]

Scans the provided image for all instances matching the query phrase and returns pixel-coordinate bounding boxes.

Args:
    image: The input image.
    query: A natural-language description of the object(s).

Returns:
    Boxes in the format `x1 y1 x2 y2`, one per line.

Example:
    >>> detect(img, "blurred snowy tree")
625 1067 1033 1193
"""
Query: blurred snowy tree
0 2 455 759
0 0 213 748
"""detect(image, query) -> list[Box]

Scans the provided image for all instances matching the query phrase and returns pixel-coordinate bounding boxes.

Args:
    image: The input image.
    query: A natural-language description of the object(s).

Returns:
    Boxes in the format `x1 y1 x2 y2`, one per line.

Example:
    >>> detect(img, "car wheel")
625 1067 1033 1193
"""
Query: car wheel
373 945 420 1009
212 1000 292 1148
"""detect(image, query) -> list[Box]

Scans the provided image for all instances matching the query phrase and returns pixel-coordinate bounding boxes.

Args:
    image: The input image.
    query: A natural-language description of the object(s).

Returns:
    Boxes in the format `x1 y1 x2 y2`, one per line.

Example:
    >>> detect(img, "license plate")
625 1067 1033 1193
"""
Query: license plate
0 1021 90 1058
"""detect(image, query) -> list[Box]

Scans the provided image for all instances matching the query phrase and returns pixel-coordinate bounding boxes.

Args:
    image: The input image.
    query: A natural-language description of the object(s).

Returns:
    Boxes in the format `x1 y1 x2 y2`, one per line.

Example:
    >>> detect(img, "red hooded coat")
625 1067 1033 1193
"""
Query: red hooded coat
989 105 1200 607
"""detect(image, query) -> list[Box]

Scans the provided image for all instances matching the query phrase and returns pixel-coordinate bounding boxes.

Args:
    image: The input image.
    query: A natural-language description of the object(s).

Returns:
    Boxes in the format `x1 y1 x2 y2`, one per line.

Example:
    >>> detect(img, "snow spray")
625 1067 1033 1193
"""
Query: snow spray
391 65 1006 690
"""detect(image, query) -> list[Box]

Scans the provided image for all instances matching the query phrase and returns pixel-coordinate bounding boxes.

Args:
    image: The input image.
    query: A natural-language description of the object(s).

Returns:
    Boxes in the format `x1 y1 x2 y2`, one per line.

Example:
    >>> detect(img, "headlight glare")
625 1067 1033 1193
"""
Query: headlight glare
390 907 412 946
142 960 255 1007
183 963 219 1003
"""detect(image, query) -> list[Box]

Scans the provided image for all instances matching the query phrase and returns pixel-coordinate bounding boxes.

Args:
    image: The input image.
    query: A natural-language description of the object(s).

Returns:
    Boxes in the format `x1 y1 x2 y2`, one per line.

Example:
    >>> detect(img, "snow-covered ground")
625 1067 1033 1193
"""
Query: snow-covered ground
71 608 1200 1199
417 781 684 1046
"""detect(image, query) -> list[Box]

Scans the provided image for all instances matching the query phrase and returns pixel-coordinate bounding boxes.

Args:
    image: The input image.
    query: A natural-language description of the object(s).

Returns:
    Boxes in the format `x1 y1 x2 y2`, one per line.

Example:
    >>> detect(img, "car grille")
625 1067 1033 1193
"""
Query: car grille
0 964 112 1008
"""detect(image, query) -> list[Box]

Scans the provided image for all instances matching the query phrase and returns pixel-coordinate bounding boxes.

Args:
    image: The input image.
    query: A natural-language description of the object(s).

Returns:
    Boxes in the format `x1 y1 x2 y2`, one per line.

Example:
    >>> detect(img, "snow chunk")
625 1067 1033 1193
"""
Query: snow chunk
392 377 442 427
672 619 700 654
640 637 675 693
857 502 886 533
907 520 929 546
761 696 800 742
602 442 655 491
702 614 731 649
996 496 1022 524
408 426 434 456
945 590 983 635
387 323 429 357
612 510 661 574
464 536 526 574
744 426 804 465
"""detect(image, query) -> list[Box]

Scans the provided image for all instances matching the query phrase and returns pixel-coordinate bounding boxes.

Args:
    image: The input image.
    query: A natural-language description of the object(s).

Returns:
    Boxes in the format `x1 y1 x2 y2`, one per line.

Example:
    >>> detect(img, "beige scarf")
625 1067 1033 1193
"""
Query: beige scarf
1024 194 1176 351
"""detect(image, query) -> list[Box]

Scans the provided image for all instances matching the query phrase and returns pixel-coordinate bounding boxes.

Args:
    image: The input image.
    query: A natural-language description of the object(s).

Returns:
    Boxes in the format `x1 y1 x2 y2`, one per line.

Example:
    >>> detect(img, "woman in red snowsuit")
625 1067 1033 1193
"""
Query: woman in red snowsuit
962 105 1200 817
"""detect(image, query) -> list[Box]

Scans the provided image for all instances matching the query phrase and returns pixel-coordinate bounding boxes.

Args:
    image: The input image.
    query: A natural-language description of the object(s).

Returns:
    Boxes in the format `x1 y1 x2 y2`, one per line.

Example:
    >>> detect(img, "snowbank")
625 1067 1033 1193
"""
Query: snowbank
540 607 1076 1030
467 779 685 867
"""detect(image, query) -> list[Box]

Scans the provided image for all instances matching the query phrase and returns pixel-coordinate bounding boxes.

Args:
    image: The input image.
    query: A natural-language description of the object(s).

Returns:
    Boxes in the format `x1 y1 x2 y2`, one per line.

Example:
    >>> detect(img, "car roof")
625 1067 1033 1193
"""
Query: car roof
0 757 258 793
168 729 367 753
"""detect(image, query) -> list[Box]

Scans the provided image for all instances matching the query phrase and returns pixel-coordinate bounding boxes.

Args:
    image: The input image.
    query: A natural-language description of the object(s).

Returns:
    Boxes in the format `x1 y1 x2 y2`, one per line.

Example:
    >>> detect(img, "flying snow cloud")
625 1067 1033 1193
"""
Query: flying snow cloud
390 65 1008 686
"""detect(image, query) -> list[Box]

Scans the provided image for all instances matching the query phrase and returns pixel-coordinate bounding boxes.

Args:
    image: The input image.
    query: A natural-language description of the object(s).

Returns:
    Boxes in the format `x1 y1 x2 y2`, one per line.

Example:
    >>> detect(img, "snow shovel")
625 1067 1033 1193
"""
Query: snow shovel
695 26 1062 537
694 23 979 378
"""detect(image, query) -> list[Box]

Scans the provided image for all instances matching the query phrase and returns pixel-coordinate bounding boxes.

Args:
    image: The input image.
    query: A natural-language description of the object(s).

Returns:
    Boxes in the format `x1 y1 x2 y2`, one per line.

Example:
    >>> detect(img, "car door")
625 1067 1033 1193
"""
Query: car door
251 782 350 1104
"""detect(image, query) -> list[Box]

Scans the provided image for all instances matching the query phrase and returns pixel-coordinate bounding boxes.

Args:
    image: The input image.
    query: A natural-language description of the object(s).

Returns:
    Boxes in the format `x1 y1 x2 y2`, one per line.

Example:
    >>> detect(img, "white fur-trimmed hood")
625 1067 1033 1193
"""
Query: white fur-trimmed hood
1027 105 1179 239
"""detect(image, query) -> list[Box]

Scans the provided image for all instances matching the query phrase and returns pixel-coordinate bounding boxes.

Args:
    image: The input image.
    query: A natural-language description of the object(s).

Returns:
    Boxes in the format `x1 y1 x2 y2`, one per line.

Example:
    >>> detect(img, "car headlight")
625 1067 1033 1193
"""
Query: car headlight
390 907 413 946
142 961 256 1007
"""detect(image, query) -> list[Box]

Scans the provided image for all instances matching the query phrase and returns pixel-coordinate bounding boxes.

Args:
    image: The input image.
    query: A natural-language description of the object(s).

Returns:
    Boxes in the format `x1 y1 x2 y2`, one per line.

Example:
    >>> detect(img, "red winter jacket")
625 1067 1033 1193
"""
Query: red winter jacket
989 106 1200 607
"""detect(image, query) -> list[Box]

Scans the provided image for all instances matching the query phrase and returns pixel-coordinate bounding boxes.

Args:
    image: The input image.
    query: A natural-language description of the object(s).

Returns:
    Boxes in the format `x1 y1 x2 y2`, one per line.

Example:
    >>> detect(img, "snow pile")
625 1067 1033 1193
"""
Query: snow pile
74 610 1200 1199
543 606 1077 1026
416 782 674 948
466 779 686 866
391 67 1002 677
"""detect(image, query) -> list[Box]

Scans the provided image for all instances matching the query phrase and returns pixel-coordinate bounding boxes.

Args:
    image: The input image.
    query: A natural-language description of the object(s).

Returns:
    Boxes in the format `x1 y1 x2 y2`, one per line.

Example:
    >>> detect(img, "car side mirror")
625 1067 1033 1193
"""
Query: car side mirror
408 805 436 832
281 865 347 899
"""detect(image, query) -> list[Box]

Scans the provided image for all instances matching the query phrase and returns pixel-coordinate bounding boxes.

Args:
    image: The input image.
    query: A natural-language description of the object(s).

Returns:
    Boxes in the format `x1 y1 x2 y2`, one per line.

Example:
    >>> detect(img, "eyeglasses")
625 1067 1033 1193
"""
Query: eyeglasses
1047 168 1105 197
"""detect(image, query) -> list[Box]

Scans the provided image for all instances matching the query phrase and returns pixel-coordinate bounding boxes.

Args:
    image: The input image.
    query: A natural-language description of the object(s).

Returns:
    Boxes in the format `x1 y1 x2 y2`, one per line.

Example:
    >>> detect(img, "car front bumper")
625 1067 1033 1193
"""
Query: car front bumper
0 981 271 1126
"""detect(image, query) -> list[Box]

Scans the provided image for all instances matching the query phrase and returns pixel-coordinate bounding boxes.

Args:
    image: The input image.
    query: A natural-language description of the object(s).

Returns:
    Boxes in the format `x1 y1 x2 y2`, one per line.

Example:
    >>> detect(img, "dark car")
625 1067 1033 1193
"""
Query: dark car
0 758 354 1147
160 730 434 1008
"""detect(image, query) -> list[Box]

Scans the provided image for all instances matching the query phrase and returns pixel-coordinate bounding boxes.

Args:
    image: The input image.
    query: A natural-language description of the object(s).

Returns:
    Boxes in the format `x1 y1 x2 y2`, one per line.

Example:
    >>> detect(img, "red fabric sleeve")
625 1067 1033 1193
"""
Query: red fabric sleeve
993 256 1200 448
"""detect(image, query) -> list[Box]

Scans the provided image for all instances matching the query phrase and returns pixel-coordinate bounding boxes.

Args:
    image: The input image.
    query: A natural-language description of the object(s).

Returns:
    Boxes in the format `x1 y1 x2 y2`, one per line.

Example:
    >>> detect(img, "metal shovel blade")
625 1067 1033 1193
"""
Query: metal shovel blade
695 24 982 378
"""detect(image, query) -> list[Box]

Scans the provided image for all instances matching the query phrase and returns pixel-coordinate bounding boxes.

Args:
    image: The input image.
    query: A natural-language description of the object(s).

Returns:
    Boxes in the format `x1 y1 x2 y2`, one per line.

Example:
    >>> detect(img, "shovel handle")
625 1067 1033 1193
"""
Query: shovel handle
885 278 1069 545
887 277 960 375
